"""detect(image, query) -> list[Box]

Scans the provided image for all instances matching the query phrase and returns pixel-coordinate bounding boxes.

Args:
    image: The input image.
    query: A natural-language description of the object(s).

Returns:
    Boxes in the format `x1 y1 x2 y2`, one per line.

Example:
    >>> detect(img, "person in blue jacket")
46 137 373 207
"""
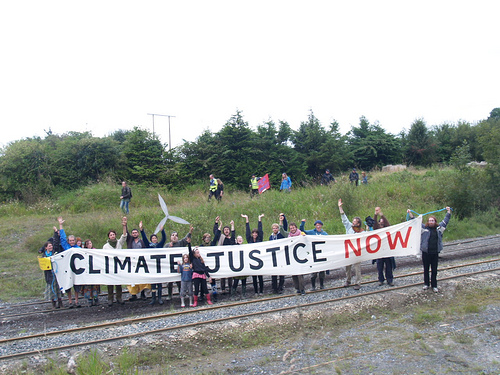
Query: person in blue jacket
300 219 328 290
280 173 292 192
139 221 167 305
58 216 82 308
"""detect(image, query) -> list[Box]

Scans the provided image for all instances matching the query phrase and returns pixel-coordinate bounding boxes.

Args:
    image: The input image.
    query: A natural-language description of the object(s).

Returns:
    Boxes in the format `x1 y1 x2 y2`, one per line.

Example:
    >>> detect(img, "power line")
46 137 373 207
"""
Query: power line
147 113 176 150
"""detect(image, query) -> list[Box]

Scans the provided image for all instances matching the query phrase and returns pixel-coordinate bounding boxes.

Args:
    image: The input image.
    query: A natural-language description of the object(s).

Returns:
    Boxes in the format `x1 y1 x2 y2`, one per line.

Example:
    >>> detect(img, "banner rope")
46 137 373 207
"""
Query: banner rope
406 207 452 221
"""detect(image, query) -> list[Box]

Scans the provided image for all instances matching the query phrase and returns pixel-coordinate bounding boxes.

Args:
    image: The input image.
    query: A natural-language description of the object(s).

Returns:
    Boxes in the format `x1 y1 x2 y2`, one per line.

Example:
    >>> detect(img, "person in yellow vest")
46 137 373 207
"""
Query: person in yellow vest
249 174 260 198
208 174 218 201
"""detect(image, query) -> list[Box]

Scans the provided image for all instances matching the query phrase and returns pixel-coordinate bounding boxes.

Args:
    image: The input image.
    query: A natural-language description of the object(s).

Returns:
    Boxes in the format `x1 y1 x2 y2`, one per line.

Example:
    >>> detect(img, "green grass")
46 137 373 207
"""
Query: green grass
0 167 499 303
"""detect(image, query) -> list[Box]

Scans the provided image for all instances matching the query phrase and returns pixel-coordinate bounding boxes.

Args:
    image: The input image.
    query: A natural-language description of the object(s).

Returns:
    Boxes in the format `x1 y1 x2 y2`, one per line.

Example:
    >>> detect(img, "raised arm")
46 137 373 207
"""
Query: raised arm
139 221 151 247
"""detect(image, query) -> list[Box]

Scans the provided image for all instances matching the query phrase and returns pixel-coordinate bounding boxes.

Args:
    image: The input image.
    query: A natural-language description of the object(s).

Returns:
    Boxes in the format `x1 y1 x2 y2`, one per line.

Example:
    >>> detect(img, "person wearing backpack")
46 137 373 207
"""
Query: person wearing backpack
120 181 132 214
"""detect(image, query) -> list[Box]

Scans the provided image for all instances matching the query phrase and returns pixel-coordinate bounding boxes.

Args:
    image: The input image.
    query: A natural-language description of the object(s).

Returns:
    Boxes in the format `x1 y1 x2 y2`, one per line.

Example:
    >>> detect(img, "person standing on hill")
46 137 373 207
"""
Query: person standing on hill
120 181 132 214
208 174 218 201
349 168 359 186
216 178 224 202
280 173 292 192
249 174 260 197
321 169 335 185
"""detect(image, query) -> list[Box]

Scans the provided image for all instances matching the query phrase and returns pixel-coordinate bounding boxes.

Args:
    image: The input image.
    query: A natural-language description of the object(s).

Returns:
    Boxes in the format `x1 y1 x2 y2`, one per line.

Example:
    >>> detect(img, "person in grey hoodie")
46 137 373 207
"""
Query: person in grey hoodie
408 207 451 293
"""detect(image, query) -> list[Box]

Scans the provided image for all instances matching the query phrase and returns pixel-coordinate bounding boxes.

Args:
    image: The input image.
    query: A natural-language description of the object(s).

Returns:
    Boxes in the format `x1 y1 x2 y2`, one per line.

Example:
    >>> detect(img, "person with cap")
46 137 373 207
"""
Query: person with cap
321 169 335 185
349 168 359 186
249 174 260 198
299 218 328 290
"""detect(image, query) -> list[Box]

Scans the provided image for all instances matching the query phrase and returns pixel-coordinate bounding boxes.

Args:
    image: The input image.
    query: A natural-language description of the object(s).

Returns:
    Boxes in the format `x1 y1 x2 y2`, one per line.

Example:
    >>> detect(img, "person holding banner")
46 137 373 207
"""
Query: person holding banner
82 239 100 307
140 221 167 305
214 218 236 295
58 216 82 308
300 218 328 290
188 239 213 307
102 217 128 306
269 219 287 293
166 226 193 301
408 207 452 293
373 207 394 287
338 199 364 290
280 219 306 295
126 224 149 302
242 213 265 296
41 229 63 309
249 174 260 197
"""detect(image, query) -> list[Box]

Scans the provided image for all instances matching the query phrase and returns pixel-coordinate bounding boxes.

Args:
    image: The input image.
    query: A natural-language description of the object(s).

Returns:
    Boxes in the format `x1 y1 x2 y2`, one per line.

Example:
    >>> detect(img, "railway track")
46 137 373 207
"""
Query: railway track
1 255 499 361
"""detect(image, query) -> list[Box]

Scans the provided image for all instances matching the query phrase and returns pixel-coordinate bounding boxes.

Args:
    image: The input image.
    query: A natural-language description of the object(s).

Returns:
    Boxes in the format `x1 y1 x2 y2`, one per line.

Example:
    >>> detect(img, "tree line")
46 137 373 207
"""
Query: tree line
0 108 499 203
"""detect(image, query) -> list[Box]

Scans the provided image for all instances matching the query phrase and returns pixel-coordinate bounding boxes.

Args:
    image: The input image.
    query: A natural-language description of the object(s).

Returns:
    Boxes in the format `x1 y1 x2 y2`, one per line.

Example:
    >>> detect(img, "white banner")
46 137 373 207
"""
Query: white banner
51 217 422 290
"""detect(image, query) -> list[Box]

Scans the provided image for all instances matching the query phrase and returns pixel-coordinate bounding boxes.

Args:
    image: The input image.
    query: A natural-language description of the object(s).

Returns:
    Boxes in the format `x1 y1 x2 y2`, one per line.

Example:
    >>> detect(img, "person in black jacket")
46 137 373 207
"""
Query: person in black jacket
241 213 265 296
188 239 213 307
120 181 132 214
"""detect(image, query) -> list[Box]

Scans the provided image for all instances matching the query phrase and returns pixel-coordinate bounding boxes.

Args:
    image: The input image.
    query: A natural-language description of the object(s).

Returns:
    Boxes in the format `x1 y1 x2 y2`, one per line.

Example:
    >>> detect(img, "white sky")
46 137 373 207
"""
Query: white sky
1 1 499 149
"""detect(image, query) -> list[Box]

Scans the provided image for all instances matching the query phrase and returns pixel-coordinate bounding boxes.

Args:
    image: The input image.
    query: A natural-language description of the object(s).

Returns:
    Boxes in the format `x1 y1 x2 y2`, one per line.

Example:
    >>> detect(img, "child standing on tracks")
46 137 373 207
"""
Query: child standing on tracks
178 253 193 307
188 239 213 307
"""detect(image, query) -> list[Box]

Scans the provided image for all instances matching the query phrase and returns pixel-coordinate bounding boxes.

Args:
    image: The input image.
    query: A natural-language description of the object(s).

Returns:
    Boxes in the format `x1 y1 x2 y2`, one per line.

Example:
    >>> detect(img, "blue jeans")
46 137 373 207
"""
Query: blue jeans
120 199 130 214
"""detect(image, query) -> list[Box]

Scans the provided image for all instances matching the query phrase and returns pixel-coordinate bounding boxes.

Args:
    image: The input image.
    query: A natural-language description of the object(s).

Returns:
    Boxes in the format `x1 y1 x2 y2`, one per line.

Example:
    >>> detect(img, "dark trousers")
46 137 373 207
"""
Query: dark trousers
193 278 209 296
311 271 325 288
271 275 285 292
252 275 263 293
232 278 247 289
422 252 439 288
376 258 393 283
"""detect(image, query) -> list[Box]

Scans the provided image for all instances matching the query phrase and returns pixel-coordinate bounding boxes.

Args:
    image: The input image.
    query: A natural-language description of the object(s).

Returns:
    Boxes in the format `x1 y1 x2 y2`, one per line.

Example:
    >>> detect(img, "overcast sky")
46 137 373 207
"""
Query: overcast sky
1 1 498 149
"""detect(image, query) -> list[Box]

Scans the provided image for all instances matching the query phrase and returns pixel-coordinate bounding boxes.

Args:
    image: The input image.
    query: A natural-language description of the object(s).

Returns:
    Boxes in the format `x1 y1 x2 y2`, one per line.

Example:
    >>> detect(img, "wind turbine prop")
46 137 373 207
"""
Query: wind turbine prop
154 194 190 234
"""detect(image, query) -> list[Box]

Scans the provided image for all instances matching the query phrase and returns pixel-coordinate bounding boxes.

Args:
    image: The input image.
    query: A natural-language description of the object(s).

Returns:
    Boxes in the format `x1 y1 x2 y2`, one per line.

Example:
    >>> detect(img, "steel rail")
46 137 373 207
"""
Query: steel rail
1 256 499 325
0 265 498 361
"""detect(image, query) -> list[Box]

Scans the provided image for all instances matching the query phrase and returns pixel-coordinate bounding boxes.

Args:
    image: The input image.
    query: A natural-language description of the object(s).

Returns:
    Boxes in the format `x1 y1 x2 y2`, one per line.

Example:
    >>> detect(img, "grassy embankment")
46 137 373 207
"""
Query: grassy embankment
0 167 499 302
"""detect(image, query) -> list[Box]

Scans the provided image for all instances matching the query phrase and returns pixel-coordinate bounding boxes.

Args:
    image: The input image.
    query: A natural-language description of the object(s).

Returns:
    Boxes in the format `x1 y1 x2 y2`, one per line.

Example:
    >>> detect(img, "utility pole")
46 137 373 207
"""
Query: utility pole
147 113 176 150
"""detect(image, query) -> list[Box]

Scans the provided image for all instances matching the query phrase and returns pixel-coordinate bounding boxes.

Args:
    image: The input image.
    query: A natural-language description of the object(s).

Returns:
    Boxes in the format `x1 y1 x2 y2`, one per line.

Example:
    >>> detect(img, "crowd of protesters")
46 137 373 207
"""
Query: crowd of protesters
38 177 451 309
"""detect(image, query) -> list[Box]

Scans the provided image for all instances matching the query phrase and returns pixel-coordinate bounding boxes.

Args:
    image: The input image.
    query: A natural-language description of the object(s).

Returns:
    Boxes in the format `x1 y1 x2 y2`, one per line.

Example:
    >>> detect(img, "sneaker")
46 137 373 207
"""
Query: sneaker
353 285 361 290
117 298 124 305
388 282 394 286
296 290 301 295
343 281 351 288
378 281 384 286
300 290 306 295
423 285 429 290
433 287 439 293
